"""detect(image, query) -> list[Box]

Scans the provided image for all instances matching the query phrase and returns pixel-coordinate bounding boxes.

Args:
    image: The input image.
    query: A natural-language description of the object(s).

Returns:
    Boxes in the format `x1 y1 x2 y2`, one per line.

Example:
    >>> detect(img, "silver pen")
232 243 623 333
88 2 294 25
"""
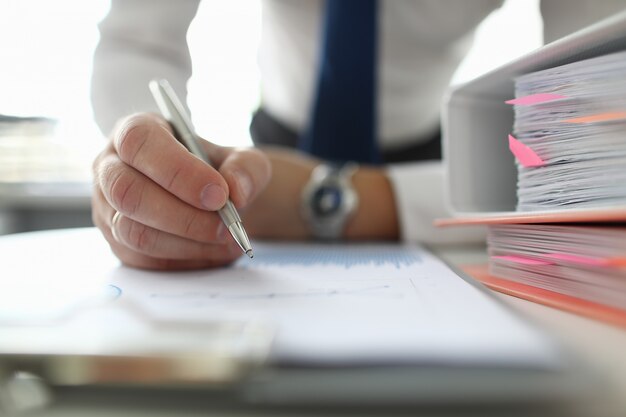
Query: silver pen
149 79 254 259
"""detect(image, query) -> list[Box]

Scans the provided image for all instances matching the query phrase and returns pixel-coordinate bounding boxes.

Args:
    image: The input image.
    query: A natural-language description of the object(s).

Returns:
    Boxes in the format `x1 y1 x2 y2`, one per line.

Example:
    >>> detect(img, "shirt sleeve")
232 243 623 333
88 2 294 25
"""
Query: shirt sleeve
540 0 626 44
91 0 201 135
386 161 486 247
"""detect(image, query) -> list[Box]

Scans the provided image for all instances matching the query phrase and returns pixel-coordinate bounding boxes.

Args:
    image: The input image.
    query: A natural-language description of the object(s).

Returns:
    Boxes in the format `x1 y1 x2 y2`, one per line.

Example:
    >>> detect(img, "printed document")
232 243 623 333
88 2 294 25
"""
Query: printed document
0 230 560 368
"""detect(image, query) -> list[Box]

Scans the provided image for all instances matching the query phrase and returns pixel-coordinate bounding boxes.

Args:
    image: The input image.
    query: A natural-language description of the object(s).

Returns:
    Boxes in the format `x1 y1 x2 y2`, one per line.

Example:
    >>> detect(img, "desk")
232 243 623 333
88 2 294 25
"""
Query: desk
1 229 624 417
438 246 626 415
495 293 626 414
0 182 92 234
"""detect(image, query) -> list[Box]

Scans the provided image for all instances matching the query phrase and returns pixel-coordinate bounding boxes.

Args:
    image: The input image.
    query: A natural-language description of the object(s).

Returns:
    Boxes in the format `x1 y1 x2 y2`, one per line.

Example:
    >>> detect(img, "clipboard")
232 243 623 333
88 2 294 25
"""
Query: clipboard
0 298 274 387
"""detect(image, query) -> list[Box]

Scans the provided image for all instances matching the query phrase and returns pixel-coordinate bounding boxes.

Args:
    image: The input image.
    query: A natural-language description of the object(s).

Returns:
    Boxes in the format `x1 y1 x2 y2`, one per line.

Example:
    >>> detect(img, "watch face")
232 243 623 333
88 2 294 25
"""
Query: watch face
312 185 342 217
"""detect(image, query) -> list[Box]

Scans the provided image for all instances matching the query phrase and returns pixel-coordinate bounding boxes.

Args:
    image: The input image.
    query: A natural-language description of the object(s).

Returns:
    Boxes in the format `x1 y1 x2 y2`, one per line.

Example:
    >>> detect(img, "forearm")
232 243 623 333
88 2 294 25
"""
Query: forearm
345 166 399 241
243 148 400 241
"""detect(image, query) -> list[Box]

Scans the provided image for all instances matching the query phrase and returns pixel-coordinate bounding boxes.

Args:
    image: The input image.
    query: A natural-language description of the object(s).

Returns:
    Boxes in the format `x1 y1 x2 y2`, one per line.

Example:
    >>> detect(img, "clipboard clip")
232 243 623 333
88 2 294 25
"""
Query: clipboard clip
0 371 51 415
0 297 275 392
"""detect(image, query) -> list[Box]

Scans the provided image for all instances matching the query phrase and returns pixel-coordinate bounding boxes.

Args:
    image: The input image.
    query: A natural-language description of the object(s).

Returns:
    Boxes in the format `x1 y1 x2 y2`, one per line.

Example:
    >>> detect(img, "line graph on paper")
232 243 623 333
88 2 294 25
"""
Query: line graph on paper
236 243 422 269
112 243 425 313
147 284 405 305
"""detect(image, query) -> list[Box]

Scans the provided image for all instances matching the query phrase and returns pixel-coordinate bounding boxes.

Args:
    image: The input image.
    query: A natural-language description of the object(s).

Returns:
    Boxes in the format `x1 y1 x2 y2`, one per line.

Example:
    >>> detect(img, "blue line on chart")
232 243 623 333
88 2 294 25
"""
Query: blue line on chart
237 245 422 269
148 285 401 302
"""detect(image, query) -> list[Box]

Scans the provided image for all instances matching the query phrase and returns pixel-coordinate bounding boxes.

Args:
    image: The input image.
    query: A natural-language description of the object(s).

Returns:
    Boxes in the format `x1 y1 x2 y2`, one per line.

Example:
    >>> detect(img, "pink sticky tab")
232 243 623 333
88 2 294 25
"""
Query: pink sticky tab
508 134 545 167
505 93 566 106
492 255 553 266
545 253 608 267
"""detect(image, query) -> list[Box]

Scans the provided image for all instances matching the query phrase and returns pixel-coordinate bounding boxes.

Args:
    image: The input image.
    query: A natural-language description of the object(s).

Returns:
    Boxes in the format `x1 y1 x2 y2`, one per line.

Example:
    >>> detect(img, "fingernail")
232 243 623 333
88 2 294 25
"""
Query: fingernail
200 184 227 210
236 170 253 203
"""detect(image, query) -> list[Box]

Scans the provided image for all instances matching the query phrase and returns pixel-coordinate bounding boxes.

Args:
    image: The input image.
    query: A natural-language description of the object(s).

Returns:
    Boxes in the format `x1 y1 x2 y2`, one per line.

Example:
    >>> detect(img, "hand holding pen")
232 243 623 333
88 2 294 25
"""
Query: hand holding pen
90 81 271 270
150 79 254 258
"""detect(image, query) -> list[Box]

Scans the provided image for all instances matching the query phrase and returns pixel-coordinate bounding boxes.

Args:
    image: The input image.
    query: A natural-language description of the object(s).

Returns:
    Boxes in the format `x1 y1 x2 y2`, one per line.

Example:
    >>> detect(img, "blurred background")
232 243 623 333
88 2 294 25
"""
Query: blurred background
0 0 543 235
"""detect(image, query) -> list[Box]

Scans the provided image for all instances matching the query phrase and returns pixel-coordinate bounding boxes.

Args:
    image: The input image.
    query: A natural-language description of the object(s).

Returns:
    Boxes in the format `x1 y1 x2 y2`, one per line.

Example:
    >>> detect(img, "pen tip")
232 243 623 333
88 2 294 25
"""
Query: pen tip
246 249 254 259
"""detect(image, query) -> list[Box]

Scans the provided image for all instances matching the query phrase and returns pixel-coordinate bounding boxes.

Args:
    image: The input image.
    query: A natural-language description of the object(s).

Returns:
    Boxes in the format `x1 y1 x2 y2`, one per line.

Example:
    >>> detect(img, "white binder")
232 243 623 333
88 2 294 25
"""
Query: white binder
443 10 626 219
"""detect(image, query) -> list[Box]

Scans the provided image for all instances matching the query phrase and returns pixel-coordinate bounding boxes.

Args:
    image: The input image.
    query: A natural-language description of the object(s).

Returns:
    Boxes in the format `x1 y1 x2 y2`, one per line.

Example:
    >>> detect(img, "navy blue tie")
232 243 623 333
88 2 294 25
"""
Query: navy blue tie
299 0 381 164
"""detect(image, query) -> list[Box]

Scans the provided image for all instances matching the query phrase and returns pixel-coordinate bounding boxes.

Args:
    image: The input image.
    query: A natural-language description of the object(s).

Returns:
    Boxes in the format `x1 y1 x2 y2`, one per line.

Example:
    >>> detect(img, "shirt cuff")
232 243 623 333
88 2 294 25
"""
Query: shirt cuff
386 161 485 246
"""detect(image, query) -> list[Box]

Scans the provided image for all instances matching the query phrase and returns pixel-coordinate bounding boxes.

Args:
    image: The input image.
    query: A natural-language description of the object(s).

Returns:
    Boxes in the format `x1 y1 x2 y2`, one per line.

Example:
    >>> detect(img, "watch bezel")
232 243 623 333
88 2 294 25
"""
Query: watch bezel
301 163 359 240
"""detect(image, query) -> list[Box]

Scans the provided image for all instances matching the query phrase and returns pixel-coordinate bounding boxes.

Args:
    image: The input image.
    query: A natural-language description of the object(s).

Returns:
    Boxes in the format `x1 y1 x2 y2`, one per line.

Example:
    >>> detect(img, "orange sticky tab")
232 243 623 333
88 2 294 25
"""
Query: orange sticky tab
508 134 545 168
562 111 626 124
606 257 626 268
505 93 566 106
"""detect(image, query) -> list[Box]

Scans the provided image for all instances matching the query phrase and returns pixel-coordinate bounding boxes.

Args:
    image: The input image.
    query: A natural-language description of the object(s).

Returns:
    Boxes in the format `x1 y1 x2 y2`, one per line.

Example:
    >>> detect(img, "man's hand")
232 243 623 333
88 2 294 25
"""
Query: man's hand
92 113 271 270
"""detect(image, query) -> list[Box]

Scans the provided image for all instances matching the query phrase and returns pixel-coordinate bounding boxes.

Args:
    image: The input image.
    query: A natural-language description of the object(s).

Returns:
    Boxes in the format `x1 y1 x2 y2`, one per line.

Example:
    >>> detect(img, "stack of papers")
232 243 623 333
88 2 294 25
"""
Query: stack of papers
488 224 626 310
508 51 626 211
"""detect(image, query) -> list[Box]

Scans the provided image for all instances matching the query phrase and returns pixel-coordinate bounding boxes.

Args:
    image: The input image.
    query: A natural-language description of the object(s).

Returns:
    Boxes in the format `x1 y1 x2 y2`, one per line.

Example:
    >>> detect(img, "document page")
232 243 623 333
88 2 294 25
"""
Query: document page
108 242 560 367
0 230 560 368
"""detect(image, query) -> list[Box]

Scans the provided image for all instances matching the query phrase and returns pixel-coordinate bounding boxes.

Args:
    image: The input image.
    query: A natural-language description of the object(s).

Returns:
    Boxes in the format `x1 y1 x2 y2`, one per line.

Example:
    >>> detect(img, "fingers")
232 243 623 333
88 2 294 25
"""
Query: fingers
112 113 272 212
92 112 271 270
210 145 272 209
112 113 229 211
92 186 241 270
112 212 240 261
96 152 224 243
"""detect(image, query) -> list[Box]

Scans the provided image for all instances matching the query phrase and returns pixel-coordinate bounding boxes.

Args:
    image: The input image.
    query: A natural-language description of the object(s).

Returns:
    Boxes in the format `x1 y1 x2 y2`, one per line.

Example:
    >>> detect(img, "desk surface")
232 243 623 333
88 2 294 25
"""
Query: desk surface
1 229 624 416
494 294 626 414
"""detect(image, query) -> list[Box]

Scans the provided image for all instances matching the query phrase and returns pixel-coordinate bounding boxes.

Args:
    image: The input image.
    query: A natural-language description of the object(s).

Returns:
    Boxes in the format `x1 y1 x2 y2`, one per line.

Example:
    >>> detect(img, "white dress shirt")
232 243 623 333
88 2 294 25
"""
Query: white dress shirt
91 0 625 245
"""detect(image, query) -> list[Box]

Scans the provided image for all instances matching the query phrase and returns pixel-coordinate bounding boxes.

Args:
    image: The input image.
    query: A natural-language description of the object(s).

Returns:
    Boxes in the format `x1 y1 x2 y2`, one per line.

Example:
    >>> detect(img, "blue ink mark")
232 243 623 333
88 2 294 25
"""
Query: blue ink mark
107 284 122 300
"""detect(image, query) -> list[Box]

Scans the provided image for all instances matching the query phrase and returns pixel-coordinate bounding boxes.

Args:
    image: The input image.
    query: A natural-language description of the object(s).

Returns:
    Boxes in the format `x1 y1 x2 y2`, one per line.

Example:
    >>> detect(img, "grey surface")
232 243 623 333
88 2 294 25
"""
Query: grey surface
0 208 92 235
0 182 92 235
8 385 596 417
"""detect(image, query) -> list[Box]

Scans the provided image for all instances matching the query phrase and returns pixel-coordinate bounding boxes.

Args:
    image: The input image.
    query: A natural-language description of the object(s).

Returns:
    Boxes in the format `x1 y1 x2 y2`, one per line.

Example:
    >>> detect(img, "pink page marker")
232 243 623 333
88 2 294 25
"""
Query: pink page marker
545 253 608 267
508 134 545 167
492 255 553 266
505 93 566 106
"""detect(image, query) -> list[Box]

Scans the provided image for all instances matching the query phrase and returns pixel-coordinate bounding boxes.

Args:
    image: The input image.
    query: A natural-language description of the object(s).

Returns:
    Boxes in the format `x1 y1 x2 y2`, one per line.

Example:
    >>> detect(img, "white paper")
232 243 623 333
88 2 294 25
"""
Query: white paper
0 229 560 368
511 51 626 211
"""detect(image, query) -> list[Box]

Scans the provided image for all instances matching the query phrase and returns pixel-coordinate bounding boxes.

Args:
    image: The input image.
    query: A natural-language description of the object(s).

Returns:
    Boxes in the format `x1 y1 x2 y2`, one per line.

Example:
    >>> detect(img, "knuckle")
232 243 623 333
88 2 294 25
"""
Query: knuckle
115 116 154 166
107 167 143 216
230 148 271 186
243 147 270 168
125 220 156 254
182 210 201 238
92 143 114 177
166 164 184 190
182 211 218 242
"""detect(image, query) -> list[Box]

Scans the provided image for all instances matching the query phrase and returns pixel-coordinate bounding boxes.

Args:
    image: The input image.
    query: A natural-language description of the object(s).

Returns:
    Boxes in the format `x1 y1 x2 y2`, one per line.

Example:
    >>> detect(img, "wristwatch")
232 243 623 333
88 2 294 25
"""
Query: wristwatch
301 162 359 240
